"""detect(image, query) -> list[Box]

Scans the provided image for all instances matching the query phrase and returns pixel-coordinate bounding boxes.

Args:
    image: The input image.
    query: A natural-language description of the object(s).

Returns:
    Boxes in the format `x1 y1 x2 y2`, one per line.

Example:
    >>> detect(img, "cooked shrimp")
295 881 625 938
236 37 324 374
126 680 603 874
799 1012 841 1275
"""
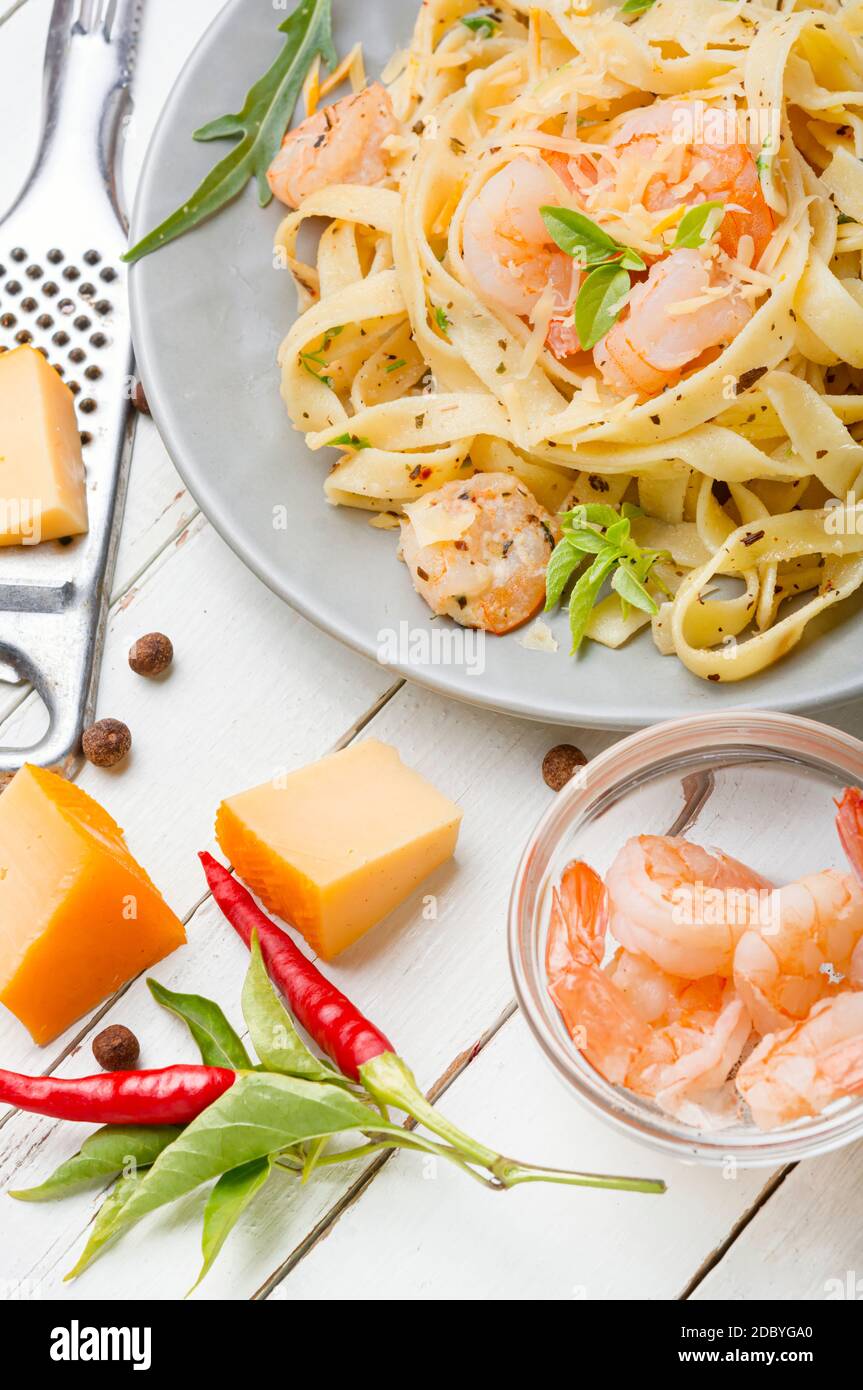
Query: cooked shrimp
398 473 556 635
836 787 863 888
605 835 772 979
733 790 863 1034
594 248 753 399
596 99 775 264
267 83 399 209
736 992 863 1130
733 871 863 1036
547 862 653 1086
461 158 581 354
548 862 750 1115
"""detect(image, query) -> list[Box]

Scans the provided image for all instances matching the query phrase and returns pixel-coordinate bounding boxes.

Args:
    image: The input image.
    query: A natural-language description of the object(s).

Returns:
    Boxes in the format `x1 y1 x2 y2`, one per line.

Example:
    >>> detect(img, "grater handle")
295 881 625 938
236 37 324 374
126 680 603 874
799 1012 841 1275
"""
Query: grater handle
3 0 145 230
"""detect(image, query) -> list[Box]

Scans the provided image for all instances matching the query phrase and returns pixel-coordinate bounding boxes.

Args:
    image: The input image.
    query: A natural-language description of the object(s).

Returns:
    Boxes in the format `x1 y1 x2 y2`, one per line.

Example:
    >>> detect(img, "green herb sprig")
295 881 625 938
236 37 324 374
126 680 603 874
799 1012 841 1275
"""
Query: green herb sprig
124 0 337 264
545 503 670 652
460 7 502 37
673 200 726 249
540 207 646 350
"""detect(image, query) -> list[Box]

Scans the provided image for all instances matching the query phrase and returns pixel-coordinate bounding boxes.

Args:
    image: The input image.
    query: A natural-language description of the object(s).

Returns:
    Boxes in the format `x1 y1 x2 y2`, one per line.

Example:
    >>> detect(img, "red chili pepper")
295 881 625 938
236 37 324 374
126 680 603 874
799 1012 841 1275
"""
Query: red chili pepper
199 853 665 1196
0 1065 236 1126
199 852 393 1081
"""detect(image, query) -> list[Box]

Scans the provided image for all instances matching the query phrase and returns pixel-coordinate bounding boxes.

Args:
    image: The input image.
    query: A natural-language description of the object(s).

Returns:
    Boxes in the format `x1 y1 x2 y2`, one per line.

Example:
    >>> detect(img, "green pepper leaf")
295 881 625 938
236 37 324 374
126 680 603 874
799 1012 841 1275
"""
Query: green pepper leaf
188 1156 275 1295
674 200 725 249
147 978 252 1070
65 1073 392 1277
612 563 660 615
575 264 632 352
123 0 337 263
242 932 339 1082
65 1174 143 1282
9 1126 182 1203
569 551 618 652
544 537 583 610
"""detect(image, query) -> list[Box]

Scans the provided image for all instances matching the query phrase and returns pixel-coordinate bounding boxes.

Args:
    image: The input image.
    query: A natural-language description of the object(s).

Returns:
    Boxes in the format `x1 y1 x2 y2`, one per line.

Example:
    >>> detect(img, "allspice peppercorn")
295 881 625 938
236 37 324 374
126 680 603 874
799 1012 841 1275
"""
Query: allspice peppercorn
93 1024 140 1072
542 743 588 792
129 632 173 677
82 718 132 768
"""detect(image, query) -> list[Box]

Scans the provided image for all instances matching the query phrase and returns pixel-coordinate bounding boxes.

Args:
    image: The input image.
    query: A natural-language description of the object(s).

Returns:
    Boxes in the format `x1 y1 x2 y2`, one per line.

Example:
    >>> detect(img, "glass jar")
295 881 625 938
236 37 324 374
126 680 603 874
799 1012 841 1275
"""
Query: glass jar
509 711 863 1166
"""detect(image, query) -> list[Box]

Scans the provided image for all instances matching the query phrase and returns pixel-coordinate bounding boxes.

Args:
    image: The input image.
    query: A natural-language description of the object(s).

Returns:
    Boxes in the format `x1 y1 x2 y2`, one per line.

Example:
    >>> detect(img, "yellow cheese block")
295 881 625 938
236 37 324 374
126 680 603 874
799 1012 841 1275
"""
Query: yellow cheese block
0 345 88 546
216 740 463 959
0 765 185 1044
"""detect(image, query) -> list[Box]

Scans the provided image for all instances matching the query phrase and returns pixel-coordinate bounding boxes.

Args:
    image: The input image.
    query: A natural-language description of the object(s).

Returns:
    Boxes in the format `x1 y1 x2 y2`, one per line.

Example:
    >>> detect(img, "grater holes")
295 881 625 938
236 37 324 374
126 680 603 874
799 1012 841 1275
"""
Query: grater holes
10 248 26 263
5 280 21 296
21 297 37 313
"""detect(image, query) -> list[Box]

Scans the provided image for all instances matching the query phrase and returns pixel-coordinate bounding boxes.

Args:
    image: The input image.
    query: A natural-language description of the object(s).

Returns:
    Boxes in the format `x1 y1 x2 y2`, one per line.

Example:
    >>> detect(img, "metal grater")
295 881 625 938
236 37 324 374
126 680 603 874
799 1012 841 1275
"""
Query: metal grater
0 0 143 775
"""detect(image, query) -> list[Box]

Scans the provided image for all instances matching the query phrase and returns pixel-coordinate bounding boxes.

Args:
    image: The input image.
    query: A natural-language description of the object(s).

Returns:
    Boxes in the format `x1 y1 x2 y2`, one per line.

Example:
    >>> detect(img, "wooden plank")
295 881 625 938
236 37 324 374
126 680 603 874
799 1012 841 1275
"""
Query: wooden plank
0 515 394 1079
690 1146 863 1301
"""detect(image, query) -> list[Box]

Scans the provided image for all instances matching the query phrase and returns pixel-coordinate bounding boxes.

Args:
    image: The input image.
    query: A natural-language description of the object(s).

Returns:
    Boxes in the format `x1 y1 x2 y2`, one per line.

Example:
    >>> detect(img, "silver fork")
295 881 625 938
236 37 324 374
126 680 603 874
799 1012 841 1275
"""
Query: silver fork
0 0 143 774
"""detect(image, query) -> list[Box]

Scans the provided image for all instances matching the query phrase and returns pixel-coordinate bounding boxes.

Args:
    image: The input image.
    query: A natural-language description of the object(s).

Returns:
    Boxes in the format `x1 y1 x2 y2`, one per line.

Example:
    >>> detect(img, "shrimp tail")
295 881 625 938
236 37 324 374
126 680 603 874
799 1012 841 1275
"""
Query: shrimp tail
836 787 863 888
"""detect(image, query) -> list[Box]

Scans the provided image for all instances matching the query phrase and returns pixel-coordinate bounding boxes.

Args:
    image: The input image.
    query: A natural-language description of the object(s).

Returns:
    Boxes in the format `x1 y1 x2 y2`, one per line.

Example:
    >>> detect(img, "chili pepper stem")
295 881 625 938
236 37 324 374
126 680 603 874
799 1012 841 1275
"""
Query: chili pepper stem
360 1054 665 1196
490 1159 665 1195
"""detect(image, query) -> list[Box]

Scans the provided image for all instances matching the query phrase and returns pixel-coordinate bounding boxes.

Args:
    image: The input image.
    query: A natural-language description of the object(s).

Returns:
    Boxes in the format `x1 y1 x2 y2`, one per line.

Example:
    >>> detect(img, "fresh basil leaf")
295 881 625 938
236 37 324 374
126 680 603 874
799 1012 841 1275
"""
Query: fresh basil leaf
569 552 618 652
65 1073 391 1276
10 1126 182 1203
674 200 725 249
620 0 655 12
605 517 631 548
434 305 452 337
123 0 337 262
563 527 609 556
544 537 583 610
147 979 252 1070
188 1157 274 1295
621 502 644 520
617 247 647 271
242 932 337 1082
612 563 660 615
561 503 621 530
575 264 631 352
540 206 621 267
65 1174 143 1282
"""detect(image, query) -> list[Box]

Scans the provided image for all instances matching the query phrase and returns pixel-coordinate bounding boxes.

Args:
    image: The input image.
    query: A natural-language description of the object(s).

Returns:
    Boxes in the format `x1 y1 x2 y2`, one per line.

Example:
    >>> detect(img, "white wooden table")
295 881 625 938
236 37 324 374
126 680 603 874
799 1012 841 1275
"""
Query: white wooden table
2 0 863 1303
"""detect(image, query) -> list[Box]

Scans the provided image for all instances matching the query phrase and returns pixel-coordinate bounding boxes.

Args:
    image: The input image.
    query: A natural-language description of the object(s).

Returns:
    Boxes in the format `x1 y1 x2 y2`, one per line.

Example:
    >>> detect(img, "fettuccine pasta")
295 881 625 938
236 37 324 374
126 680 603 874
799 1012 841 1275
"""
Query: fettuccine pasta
272 0 863 682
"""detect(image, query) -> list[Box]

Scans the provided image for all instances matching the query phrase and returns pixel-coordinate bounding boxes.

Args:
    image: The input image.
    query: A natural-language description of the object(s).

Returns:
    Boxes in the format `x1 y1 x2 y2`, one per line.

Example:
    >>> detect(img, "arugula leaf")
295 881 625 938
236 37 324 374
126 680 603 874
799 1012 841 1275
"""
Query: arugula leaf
242 932 338 1082
575 264 631 352
460 7 501 36
123 0 337 263
65 1073 391 1276
188 1157 274 1295
674 200 725 249
10 1127 181 1203
147 979 252 1070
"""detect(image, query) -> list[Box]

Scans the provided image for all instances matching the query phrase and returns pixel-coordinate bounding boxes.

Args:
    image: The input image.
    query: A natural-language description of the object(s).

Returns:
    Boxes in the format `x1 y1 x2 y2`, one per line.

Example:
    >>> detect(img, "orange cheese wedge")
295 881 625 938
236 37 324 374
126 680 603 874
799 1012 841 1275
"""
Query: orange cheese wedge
0 345 88 546
0 765 185 1044
216 740 463 959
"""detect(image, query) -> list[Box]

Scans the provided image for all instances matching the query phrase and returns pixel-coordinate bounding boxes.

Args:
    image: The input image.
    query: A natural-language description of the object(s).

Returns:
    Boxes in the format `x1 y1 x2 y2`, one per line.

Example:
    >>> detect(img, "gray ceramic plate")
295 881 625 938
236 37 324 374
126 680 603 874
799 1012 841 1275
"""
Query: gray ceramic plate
129 0 863 728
